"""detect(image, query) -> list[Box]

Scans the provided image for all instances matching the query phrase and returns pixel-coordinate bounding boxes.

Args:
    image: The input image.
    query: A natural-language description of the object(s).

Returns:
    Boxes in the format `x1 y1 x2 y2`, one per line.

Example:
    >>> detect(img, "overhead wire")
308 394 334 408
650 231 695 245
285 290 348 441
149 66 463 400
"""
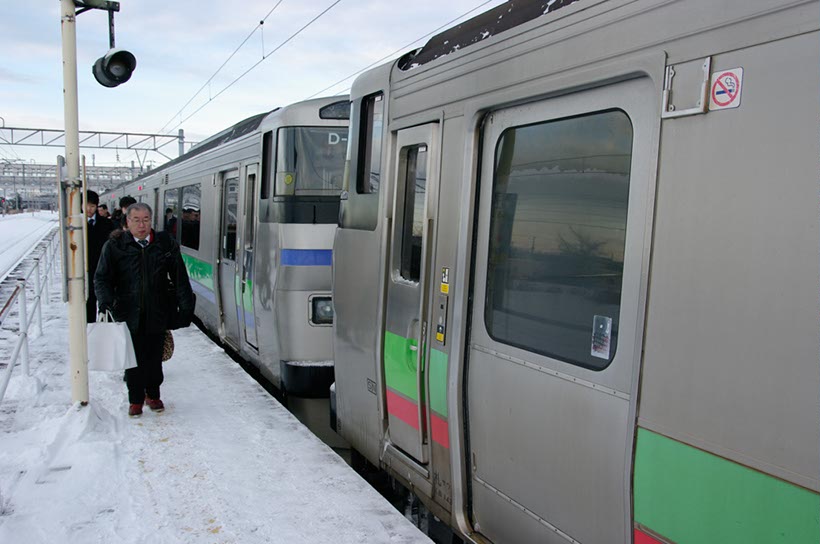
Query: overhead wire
155 0 286 136
0 135 23 162
161 0 344 136
305 0 500 100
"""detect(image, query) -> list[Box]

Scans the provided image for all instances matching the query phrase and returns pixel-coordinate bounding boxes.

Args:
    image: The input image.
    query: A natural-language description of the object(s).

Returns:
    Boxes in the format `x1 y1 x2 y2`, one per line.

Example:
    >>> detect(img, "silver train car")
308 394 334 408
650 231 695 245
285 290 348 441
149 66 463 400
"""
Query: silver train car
331 1 819 543
103 96 349 396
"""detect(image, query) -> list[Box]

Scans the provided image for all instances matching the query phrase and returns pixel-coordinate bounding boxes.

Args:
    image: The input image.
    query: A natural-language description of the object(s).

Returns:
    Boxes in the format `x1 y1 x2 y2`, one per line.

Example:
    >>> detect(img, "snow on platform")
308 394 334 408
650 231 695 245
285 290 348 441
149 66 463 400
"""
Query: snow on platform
0 211 58 283
0 269 430 542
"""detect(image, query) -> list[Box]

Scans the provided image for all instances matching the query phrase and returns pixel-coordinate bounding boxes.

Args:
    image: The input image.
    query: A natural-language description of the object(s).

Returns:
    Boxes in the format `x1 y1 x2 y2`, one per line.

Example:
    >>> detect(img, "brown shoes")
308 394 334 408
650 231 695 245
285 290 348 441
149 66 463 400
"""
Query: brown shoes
128 397 164 416
145 397 165 412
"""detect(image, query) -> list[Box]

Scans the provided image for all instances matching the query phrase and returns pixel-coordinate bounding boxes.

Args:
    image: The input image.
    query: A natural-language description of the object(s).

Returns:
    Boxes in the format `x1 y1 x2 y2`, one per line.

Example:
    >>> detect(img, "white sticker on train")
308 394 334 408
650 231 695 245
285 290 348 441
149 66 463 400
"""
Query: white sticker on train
710 68 743 111
591 315 613 360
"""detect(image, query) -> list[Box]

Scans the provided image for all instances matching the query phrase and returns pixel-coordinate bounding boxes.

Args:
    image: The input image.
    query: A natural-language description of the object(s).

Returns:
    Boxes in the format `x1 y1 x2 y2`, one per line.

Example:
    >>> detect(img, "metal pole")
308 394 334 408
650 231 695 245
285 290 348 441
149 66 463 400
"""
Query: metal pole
108 10 116 49
44 245 51 306
33 258 43 337
18 279 29 376
61 0 89 405
178 129 184 157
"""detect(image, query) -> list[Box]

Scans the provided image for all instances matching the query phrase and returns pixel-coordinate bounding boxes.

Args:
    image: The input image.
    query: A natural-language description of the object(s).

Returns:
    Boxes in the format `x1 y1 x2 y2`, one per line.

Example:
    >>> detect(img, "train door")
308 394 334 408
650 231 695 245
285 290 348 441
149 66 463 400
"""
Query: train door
218 172 241 349
382 124 440 465
240 163 258 349
465 78 656 544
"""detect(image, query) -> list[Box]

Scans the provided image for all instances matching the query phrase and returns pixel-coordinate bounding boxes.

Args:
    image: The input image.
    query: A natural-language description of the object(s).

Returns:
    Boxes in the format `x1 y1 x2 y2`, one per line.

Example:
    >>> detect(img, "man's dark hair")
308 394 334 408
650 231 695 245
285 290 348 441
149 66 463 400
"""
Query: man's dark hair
99 204 108 210
86 190 100 205
165 208 173 214
119 196 137 209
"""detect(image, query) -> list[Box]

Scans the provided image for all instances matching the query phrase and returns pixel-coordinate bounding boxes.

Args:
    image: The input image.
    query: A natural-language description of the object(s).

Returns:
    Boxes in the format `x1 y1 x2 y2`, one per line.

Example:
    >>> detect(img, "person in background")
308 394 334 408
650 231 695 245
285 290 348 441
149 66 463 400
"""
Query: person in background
95 203 195 417
164 207 178 238
97 204 110 218
84 190 114 323
112 196 136 230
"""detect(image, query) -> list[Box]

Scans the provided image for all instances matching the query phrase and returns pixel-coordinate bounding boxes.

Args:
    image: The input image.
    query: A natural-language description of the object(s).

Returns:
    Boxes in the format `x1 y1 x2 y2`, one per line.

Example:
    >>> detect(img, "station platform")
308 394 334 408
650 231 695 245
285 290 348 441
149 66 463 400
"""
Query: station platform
0 273 431 543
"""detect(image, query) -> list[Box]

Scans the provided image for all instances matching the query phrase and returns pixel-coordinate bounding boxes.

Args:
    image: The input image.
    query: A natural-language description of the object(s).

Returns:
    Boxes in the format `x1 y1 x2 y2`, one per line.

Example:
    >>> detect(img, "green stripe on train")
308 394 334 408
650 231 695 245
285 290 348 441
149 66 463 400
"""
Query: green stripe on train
634 427 819 543
181 254 213 290
242 279 253 312
384 330 421 402
234 276 253 312
429 348 447 418
383 332 448 418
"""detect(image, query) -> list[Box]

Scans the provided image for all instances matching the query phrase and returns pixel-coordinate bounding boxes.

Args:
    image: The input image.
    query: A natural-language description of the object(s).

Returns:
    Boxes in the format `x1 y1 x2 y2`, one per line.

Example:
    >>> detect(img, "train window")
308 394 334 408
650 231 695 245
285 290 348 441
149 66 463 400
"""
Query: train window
260 131 273 200
357 93 383 194
319 100 351 120
484 110 633 371
180 183 201 251
244 173 256 249
275 127 347 196
163 188 179 240
222 176 239 261
399 145 427 282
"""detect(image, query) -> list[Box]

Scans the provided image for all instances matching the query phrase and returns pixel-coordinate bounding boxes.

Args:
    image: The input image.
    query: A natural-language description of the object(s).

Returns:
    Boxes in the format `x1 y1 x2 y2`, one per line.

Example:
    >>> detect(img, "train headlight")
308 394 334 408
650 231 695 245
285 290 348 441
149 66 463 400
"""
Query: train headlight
311 297 334 325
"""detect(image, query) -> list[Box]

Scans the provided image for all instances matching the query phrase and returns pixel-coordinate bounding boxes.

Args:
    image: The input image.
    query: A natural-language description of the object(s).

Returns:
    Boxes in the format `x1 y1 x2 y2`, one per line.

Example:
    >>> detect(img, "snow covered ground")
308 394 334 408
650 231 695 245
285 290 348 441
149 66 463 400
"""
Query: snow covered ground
0 211 58 283
0 216 431 543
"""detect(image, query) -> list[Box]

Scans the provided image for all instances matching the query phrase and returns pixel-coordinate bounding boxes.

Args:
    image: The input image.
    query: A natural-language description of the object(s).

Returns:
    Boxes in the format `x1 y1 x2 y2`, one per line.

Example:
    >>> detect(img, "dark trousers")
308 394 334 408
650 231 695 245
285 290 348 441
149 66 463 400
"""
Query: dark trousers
125 332 165 405
86 292 98 323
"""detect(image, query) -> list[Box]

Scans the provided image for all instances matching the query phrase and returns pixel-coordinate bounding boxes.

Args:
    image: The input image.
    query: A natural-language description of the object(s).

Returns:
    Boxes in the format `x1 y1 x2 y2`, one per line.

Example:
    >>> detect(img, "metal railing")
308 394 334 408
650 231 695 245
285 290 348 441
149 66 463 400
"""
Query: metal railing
0 229 60 403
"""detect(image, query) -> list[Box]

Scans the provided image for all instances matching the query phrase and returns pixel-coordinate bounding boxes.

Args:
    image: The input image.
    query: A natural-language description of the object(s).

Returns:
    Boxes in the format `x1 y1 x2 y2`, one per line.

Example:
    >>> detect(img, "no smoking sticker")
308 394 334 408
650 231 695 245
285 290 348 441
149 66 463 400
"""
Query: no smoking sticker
710 68 743 111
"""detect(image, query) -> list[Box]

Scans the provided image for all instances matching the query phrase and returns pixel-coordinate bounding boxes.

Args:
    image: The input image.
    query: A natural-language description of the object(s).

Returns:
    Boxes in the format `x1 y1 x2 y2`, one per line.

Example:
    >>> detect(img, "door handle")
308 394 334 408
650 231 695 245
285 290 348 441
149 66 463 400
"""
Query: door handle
416 320 428 445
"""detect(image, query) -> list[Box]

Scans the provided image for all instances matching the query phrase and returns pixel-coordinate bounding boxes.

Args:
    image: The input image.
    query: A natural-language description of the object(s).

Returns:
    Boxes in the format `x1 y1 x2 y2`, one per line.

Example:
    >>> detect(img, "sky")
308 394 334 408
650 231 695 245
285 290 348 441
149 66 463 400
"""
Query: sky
0 0 507 169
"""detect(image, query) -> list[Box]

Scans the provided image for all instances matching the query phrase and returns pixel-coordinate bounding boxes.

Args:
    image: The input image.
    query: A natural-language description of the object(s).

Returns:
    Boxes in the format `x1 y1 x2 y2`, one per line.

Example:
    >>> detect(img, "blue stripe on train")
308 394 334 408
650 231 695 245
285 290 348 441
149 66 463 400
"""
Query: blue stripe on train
190 279 216 304
280 249 332 266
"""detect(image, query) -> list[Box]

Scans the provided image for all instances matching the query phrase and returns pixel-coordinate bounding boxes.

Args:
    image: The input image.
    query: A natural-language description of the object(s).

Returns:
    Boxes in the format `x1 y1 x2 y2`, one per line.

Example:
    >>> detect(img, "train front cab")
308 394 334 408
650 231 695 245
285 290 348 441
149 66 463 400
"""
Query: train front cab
252 100 349 397
333 1 819 544
136 98 349 399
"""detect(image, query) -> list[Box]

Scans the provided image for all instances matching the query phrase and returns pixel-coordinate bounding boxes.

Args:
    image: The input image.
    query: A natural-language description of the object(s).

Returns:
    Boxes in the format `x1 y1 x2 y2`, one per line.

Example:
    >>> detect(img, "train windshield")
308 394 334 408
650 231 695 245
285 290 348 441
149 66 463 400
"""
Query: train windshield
275 127 347 196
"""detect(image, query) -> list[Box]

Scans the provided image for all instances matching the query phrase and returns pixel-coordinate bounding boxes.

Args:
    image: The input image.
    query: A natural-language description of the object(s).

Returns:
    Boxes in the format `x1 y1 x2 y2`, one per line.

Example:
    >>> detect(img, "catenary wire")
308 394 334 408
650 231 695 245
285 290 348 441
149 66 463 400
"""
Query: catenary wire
162 0 343 136
155 0 286 136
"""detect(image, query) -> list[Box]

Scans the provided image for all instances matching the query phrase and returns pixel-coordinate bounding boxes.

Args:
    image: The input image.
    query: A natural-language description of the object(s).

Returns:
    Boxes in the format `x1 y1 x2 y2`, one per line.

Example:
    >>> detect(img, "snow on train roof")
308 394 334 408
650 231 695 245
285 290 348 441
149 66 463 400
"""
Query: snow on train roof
398 0 580 70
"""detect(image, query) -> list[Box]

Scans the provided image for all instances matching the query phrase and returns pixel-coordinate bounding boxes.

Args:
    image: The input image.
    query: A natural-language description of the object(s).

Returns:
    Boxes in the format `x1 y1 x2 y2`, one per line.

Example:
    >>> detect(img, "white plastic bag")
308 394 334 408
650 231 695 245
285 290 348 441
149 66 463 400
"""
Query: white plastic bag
87 311 138 371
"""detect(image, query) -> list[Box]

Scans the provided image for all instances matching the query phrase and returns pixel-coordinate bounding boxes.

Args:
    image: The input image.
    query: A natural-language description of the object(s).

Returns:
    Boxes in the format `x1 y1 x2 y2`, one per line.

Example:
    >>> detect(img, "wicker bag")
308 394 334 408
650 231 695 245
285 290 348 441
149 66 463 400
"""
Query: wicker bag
162 330 175 362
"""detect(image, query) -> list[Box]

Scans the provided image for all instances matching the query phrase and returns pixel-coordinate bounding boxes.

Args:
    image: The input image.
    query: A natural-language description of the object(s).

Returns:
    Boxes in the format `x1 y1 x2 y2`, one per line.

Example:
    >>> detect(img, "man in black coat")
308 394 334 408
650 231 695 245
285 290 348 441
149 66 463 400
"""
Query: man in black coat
111 195 136 230
85 190 114 323
95 202 195 417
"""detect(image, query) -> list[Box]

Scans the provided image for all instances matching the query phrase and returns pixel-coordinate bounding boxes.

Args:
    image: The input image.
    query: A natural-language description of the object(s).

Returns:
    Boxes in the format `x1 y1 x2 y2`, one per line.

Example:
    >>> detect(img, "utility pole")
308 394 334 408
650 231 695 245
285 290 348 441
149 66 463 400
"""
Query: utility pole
60 0 89 405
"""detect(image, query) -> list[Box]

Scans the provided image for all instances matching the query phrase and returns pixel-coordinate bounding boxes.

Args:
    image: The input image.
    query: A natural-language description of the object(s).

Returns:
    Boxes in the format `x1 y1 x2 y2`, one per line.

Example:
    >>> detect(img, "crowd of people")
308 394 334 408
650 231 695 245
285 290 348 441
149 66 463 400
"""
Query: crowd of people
84 191 195 417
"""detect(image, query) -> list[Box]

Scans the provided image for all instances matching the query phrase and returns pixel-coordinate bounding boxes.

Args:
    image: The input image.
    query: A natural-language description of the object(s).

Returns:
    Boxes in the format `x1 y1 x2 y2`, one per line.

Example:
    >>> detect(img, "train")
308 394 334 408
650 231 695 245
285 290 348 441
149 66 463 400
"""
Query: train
100 0 819 542
102 96 350 397
330 0 819 543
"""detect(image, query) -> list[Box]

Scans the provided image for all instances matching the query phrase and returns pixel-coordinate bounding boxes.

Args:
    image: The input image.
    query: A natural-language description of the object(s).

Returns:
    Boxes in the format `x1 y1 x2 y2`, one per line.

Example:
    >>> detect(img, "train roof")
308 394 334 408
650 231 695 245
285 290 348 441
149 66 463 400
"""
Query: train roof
398 0 579 70
128 109 277 185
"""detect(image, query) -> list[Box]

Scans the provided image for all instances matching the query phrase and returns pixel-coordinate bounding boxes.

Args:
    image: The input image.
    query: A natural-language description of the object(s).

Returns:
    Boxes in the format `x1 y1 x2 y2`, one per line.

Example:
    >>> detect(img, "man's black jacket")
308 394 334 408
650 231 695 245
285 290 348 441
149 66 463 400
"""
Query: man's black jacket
87 215 114 280
94 229 195 335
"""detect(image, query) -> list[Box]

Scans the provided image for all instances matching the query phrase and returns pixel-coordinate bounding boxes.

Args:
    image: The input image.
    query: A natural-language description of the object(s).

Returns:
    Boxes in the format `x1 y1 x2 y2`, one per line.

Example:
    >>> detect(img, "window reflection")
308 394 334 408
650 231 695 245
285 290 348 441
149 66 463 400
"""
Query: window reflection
223 177 239 261
485 110 633 370
400 146 427 281
358 93 383 194
180 184 201 251
163 188 179 239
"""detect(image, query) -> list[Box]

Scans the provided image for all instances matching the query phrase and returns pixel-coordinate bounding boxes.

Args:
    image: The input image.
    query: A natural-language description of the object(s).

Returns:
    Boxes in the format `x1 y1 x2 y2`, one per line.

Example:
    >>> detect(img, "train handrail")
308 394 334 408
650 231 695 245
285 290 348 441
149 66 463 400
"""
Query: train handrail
0 229 60 403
